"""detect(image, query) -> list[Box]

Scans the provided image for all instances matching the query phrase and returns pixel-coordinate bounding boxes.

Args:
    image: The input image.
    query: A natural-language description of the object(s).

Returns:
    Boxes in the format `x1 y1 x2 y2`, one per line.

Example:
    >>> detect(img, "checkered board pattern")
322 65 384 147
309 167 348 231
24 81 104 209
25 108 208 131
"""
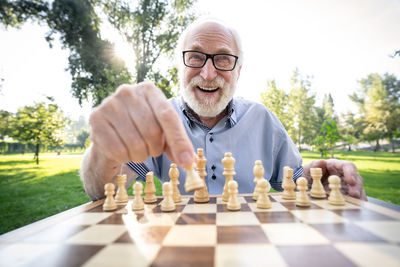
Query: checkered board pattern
1 193 400 267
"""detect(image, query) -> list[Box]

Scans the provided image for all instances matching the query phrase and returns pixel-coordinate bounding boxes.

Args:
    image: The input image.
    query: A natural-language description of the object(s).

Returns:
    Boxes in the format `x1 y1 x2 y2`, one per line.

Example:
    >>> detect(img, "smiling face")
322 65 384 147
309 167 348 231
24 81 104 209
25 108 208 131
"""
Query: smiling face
180 22 242 118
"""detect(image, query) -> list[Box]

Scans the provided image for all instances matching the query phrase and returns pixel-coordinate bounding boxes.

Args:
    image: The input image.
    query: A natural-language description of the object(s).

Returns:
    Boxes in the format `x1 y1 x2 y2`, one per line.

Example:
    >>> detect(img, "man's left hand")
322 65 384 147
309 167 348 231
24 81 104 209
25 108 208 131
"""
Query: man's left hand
303 159 367 200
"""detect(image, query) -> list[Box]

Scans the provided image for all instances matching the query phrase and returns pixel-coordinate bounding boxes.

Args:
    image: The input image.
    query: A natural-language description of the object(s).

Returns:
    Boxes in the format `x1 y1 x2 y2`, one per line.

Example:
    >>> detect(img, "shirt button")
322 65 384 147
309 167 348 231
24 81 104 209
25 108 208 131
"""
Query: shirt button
211 165 216 170
212 174 216 180
209 137 214 142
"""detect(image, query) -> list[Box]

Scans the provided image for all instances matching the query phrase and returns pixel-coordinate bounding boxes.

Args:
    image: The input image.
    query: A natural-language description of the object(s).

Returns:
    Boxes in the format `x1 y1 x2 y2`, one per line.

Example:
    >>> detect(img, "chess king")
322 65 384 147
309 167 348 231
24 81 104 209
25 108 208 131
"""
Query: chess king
80 17 367 201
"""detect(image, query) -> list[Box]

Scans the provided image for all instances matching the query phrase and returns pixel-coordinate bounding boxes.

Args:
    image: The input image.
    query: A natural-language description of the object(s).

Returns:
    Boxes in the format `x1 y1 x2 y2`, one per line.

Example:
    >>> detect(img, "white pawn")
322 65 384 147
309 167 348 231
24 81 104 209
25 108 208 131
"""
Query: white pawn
161 182 176 212
184 163 204 192
227 180 241 211
252 160 264 201
296 177 310 207
257 179 272 209
115 174 129 204
328 175 346 206
103 183 117 211
132 182 145 210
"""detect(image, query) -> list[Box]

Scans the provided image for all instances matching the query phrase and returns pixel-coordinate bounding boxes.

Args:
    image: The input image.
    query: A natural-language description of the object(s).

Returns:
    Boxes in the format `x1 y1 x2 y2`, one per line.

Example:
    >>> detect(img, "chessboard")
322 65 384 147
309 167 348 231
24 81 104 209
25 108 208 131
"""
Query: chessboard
0 193 400 267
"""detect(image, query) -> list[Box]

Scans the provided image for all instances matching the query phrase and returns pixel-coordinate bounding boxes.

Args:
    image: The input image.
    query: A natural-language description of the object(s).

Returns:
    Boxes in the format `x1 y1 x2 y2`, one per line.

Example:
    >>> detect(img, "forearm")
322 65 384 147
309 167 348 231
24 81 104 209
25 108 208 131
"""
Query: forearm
80 144 122 201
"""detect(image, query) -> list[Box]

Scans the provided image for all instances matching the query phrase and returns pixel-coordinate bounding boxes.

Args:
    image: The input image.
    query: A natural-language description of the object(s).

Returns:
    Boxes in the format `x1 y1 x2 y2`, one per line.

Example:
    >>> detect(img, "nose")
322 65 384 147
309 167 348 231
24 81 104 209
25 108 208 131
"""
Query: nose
200 58 218 81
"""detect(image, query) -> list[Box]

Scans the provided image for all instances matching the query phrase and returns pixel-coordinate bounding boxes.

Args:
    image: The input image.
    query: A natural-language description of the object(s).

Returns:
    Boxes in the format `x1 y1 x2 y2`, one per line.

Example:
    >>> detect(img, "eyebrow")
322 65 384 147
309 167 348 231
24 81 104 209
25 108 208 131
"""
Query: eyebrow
188 42 235 55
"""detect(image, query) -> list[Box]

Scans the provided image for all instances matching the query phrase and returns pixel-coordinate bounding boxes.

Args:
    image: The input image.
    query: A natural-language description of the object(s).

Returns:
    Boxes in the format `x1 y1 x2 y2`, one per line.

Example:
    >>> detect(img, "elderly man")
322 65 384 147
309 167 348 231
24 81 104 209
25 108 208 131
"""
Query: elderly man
80 18 366 201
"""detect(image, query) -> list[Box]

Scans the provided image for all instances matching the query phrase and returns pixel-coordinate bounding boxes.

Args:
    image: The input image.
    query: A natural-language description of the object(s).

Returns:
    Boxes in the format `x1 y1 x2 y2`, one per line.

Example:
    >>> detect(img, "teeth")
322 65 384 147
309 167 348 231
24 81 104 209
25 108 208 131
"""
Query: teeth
199 86 218 91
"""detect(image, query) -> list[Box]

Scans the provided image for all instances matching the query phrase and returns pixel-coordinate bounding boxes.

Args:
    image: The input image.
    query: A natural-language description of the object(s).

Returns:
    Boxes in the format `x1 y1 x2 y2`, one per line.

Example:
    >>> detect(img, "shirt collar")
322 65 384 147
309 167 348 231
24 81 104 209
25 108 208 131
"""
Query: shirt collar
179 97 236 131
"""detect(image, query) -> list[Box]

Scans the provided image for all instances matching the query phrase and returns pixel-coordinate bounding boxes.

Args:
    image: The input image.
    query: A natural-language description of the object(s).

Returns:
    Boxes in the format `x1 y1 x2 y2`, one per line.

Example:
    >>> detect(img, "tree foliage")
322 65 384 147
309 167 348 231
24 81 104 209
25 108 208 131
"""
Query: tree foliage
101 0 196 90
0 110 13 140
1 0 131 107
287 68 316 150
76 129 90 149
260 80 291 130
10 97 68 164
350 73 400 152
1 0 196 106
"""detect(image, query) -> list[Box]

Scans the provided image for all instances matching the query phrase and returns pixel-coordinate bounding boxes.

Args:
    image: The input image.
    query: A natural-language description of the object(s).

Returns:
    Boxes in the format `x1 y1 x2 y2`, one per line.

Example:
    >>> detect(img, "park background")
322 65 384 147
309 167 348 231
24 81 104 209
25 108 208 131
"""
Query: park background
0 0 399 234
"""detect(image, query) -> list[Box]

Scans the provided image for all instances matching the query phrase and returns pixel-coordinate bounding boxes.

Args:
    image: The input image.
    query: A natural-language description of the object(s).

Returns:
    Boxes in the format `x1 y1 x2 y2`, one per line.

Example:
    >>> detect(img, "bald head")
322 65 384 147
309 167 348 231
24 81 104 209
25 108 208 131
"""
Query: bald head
176 18 243 68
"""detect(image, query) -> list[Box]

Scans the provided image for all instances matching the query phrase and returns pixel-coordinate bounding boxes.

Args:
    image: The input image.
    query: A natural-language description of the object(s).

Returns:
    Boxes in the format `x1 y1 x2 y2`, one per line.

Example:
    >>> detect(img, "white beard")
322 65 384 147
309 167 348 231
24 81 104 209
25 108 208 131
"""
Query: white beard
181 75 237 117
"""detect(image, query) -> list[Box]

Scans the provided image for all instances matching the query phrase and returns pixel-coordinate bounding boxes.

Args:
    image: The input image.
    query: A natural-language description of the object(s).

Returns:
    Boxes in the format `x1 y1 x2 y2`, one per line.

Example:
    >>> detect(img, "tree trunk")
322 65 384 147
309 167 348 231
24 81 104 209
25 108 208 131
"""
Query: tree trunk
374 139 380 152
35 143 39 165
347 144 352 151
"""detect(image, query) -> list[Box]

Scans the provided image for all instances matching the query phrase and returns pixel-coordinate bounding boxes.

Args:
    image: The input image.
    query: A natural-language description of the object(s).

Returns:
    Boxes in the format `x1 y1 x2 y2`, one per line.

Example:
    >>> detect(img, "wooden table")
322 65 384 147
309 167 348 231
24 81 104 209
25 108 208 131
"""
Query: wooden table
1 193 400 267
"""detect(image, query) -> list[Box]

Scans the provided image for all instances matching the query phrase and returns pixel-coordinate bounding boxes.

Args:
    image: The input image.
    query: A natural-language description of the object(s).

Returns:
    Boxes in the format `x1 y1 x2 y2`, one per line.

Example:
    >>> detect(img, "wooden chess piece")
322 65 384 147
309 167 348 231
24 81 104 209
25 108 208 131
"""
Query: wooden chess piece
227 180 241 211
194 148 210 203
161 182 176 211
310 168 327 198
296 177 311 207
169 163 182 203
132 182 145 210
103 183 117 211
328 175 346 206
184 163 204 192
282 166 296 200
222 152 236 202
252 160 264 201
144 172 157 203
257 179 272 209
115 174 129 204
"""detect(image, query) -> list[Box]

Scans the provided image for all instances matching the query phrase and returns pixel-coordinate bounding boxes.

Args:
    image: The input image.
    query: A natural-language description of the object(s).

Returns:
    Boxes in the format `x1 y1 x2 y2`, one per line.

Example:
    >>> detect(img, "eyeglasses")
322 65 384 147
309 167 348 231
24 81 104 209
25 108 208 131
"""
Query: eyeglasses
182 50 238 71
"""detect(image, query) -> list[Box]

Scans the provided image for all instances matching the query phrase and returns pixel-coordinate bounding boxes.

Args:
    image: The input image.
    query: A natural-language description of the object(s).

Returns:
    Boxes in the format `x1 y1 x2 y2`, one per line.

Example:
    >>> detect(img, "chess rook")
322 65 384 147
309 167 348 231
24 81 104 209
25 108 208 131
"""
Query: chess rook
169 163 182 203
194 148 210 203
328 175 346 206
310 168 327 198
103 183 117 211
296 177 311 207
132 182 145 210
282 166 296 200
144 172 157 203
222 152 236 202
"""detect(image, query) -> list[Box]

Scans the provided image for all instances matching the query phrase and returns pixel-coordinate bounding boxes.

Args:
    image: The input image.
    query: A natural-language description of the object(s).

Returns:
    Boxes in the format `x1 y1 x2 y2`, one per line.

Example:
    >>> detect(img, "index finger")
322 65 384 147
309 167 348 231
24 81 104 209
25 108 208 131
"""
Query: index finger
144 83 195 168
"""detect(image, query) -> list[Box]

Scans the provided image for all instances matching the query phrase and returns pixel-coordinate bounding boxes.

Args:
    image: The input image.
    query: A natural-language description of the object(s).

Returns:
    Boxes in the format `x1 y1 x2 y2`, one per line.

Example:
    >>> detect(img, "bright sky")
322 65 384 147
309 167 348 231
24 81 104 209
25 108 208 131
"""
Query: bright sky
1 0 399 120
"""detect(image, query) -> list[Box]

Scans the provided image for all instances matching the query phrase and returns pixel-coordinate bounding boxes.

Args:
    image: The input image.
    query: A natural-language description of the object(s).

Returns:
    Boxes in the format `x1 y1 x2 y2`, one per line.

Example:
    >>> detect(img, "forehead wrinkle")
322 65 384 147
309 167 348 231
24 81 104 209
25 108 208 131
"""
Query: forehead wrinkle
189 42 234 55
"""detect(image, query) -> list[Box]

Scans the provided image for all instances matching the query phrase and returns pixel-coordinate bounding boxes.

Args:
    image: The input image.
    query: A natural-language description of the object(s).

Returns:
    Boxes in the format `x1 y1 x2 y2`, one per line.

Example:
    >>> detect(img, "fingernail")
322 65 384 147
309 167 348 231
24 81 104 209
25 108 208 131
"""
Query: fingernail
179 151 193 168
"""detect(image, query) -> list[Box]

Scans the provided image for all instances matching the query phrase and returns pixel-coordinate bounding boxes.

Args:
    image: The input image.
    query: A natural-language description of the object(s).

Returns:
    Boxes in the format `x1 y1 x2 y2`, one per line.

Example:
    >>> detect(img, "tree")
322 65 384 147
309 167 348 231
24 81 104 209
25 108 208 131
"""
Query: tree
10 97 67 164
76 129 90 149
287 68 316 150
102 0 196 94
350 73 400 152
1 0 132 107
260 80 291 131
339 112 363 151
320 119 341 158
0 110 13 140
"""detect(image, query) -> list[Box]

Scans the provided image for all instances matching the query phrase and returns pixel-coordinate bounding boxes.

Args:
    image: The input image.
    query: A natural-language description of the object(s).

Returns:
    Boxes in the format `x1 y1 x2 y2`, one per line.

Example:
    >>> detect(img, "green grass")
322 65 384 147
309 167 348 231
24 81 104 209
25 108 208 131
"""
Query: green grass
301 151 400 205
0 151 399 235
0 155 90 234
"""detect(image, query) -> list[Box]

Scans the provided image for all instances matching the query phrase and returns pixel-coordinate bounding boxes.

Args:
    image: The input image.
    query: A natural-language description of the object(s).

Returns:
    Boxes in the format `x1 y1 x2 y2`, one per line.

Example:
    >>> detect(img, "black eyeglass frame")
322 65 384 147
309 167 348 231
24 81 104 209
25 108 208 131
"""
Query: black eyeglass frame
182 50 239 71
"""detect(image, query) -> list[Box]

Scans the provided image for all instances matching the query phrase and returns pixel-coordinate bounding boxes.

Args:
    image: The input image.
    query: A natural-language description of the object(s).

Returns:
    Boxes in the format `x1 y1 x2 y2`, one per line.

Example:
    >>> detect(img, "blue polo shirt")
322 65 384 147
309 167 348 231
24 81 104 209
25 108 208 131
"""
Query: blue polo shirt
127 97 303 194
